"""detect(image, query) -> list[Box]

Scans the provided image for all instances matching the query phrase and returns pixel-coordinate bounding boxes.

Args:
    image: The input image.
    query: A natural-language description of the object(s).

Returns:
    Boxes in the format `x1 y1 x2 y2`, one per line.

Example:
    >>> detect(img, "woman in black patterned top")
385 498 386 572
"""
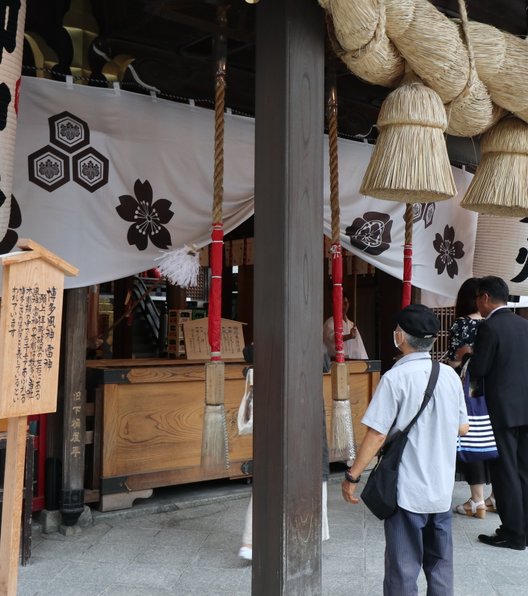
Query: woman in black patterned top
448 278 495 518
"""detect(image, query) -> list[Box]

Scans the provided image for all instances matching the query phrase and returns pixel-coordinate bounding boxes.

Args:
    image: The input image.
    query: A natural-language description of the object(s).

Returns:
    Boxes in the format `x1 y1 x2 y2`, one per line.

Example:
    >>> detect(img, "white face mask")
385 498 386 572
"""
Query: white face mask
393 331 401 350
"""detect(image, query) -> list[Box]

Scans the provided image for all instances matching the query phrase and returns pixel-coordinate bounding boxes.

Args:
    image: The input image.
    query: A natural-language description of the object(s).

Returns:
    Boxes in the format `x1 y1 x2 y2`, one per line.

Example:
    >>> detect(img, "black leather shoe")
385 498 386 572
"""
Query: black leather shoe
478 533 525 550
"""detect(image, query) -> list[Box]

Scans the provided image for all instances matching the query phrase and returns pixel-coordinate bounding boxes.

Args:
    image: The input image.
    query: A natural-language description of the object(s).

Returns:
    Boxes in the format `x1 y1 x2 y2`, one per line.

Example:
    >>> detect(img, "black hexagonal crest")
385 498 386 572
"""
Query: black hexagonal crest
72 147 109 192
49 111 89 153
28 145 70 192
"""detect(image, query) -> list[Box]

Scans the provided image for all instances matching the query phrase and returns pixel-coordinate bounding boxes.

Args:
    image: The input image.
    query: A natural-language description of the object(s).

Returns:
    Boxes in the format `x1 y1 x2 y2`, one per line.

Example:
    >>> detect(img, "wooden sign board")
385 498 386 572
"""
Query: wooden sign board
0 239 78 417
183 317 245 360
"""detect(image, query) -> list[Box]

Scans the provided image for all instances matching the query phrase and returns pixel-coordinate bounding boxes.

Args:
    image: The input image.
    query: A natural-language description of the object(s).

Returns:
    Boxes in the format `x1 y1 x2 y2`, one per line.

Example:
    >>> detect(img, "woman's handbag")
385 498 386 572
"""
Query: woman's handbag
361 361 440 520
457 361 498 463
237 367 253 435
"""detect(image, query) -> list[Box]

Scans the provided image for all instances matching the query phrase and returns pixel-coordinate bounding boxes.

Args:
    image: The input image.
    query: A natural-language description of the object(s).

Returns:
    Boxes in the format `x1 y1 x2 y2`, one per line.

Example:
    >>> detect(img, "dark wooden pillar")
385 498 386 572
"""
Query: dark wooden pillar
166 284 187 310
237 264 254 344
112 276 133 358
253 1 324 594
61 287 88 526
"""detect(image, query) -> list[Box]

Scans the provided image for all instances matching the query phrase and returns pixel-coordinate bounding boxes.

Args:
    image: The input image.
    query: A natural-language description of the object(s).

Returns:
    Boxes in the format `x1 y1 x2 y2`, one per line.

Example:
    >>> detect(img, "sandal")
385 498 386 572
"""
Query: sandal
485 495 497 513
454 499 486 519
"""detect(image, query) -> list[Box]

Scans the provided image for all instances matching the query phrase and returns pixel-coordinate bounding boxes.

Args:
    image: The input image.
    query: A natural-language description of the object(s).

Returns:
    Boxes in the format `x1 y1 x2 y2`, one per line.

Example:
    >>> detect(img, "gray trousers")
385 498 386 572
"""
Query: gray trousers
383 507 453 596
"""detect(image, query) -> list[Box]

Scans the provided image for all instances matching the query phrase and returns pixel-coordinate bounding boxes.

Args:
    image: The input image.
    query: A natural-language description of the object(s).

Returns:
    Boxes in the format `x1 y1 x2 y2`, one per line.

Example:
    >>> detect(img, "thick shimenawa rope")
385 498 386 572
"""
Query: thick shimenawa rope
458 0 475 85
323 0 528 134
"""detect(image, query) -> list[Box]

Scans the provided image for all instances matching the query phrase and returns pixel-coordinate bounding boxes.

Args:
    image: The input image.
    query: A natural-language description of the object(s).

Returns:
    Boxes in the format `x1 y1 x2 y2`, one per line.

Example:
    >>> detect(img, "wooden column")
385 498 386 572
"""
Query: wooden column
61 287 88 526
166 283 187 310
237 264 254 344
253 1 324 593
112 277 133 358
0 417 28 595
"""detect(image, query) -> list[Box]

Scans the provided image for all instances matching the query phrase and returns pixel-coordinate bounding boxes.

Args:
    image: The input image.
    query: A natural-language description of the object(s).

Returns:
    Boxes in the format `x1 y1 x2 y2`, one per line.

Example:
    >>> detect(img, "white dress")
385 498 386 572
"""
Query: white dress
323 316 368 360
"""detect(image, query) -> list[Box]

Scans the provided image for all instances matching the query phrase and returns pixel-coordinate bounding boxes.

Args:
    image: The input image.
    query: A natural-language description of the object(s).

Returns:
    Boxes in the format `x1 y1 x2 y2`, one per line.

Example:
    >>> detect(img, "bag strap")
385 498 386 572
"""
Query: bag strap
402 360 440 435
384 361 440 446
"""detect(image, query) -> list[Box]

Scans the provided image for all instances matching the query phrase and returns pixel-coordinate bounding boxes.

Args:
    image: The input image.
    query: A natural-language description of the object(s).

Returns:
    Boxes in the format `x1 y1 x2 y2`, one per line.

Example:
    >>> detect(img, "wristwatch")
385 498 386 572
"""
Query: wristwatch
344 469 361 483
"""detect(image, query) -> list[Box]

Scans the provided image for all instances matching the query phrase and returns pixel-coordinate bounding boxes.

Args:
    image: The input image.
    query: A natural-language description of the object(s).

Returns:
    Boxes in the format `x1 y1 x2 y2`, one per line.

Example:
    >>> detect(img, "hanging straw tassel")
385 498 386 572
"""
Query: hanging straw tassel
360 72 457 203
445 0 503 137
331 400 356 462
201 7 229 470
326 78 356 462
460 117 528 217
156 244 200 288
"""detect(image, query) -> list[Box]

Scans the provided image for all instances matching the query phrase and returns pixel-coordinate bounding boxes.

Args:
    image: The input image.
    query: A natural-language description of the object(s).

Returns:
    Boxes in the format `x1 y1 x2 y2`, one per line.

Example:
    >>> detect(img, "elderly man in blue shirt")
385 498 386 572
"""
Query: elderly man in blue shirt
342 304 469 596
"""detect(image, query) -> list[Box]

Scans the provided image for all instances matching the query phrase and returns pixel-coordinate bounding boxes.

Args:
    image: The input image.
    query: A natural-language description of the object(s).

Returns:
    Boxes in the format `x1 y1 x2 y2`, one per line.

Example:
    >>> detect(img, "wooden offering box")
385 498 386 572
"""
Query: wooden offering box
86 358 380 511
86 359 251 511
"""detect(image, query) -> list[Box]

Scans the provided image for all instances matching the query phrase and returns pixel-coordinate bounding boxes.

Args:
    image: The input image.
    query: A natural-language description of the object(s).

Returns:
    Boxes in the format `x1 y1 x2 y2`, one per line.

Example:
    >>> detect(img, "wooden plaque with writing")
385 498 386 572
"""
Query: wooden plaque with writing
0 240 78 417
183 317 245 360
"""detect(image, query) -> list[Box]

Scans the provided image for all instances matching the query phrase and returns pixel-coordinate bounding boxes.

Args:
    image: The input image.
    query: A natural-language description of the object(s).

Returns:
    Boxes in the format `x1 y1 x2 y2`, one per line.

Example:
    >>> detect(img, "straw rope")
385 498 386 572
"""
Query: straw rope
322 0 528 132
324 0 380 53
328 0 404 87
213 67 225 224
444 0 503 137
384 0 415 39
404 204 413 246
469 22 507 82
488 34 528 118
386 0 469 104
338 1 404 87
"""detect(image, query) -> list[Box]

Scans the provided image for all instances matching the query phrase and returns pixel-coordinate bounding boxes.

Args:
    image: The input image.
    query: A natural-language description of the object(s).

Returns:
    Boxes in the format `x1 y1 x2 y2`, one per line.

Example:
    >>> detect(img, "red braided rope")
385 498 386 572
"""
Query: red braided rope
208 59 226 359
328 85 344 361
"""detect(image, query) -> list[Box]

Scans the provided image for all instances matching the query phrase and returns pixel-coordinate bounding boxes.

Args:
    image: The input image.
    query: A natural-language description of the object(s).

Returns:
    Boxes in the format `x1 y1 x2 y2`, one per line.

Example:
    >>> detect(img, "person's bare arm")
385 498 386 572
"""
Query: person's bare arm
342 427 386 504
459 423 470 436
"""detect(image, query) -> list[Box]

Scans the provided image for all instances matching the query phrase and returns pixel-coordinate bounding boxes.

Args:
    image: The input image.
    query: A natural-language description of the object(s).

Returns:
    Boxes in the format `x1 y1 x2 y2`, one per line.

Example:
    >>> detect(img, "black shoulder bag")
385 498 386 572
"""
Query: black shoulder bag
361 360 440 520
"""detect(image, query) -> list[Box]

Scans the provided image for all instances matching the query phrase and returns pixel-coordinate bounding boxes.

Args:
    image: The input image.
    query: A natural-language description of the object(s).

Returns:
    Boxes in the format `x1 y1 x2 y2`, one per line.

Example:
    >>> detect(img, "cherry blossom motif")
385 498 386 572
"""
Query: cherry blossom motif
345 211 393 256
0 195 21 254
433 225 465 278
116 179 174 251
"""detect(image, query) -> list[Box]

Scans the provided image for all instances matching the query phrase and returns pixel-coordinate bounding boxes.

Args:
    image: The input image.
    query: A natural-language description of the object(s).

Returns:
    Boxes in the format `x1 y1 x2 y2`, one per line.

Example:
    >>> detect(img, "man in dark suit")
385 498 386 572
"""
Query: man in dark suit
469 276 528 550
